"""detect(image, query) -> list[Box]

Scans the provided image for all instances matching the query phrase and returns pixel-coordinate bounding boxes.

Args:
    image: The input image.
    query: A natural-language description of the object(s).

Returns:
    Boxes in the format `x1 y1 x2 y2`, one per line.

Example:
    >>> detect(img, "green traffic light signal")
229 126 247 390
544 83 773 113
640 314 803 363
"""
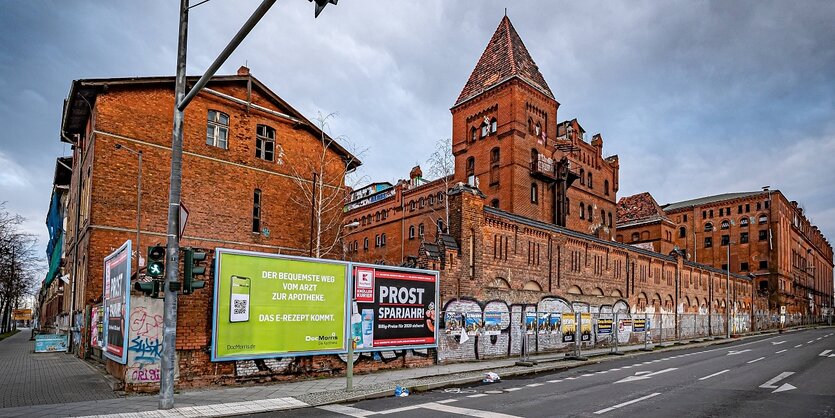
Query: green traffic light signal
134 279 160 298
183 247 207 295
147 245 165 278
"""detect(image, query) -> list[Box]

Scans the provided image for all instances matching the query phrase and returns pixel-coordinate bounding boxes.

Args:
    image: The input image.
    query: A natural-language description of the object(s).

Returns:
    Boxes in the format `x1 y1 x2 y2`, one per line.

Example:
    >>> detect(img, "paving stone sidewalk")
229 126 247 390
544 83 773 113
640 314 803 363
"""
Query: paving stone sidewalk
1 327 808 418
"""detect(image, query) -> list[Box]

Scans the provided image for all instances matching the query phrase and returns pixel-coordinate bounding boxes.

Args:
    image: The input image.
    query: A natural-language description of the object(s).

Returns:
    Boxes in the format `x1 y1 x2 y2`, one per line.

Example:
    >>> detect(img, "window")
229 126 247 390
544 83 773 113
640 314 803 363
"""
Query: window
481 122 489 138
721 264 728 271
709 209 713 218
381 233 386 247
466 157 475 185
255 124 275 161
588 208 593 223
419 197 425 208
741 262 749 271
746 203 750 213
410 200 416 211
418 223 425 237
764 200 769 209
437 192 444 202
740 232 749 243
428 194 435 205
721 220 730 229
375 234 380 247
683 214 688 222
490 147 500 185
408 225 415 239
702 210 706 219
632 232 640 242
490 118 497 133
470 127 477 142
704 237 713 248
719 208 723 216
580 202 585 219
600 209 605 224
740 217 749 227
756 202 761 210
588 172 593 189
580 168 585 185
608 212 613 227
604 180 609 196
531 183 538 203
527 118 533 134
535 122 541 136
206 110 229 148
704 222 713 232
758 215 768 224
759 230 768 241
252 189 261 233
437 219 444 233
679 227 686 238
375 212 381 222
491 199 499 208
363 237 369 250
721 235 729 246
759 260 768 270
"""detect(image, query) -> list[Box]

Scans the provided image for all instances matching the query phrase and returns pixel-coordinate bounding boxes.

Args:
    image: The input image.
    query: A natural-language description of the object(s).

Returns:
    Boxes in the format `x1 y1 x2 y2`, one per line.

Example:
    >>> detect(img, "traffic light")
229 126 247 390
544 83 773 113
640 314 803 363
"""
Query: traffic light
147 245 165 278
183 247 207 295
135 279 161 298
309 0 338 18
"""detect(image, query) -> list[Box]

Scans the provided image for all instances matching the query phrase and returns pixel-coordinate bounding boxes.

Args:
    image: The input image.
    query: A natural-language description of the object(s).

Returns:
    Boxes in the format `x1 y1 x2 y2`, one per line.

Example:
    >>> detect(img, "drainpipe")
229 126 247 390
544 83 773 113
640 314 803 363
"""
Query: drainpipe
62 132 83 354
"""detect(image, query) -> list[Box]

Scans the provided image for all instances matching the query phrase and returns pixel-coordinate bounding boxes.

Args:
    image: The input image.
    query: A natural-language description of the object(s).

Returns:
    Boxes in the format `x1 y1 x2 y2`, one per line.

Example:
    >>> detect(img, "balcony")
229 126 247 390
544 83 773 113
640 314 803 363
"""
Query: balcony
530 154 556 181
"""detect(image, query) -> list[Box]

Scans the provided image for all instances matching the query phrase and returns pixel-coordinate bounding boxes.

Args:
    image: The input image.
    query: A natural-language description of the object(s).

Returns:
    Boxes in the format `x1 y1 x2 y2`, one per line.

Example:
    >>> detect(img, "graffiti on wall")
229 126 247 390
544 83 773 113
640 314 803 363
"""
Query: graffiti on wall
126 296 166 384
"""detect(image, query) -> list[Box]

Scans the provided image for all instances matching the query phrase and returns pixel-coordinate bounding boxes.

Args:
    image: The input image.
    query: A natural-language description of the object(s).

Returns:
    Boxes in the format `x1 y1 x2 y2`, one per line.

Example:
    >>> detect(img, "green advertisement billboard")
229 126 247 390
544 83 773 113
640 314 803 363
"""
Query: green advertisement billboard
211 249 349 361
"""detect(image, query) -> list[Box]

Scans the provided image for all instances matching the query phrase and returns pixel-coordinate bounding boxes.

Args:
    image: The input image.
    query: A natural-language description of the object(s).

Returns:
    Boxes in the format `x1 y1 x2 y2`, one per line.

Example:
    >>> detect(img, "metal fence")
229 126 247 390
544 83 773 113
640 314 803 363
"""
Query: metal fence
437 310 833 363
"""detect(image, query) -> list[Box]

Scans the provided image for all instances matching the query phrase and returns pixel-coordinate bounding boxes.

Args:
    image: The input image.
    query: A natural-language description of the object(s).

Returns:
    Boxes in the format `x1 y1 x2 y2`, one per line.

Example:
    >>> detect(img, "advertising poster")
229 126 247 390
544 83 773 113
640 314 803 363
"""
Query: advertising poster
525 312 537 335
483 311 501 336
561 313 576 342
580 313 592 341
212 249 349 361
352 264 438 350
598 318 613 334
444 312 463 335
90 305 103 348
354 267 374 303
549 314 561 335
618 319 633 334
103 240 131 364
34 334 68 353
12 309 32 321
538 313 550 335
633 318 647 332
465 313 482 336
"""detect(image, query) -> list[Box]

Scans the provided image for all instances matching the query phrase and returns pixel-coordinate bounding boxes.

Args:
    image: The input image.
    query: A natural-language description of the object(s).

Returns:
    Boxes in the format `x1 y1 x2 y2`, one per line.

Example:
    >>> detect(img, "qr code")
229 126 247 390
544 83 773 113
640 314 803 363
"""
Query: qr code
233 299 248 315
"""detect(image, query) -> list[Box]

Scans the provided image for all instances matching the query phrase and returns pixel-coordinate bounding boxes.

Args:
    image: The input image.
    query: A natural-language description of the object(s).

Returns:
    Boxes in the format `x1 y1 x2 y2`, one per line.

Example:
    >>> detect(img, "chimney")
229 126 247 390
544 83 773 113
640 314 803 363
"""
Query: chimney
237 65 250 76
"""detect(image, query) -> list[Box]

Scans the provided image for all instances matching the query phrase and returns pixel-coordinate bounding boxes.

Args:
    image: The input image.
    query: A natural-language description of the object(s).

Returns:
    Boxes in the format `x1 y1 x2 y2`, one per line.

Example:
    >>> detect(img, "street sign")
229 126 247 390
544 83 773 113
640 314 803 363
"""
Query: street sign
179 200 189 241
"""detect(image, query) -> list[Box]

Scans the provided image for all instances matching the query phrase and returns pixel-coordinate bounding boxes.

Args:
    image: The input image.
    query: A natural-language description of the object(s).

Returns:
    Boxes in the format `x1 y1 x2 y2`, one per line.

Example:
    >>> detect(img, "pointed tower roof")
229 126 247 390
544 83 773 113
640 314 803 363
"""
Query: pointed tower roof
454 16 554 107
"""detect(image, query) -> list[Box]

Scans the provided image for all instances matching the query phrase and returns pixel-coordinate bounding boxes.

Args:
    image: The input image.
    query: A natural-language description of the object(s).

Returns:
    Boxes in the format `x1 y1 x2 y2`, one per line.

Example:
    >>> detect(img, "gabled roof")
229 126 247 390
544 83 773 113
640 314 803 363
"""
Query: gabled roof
454 16 554 108
662 191 766 212
60 74 361 170
617 192 668 226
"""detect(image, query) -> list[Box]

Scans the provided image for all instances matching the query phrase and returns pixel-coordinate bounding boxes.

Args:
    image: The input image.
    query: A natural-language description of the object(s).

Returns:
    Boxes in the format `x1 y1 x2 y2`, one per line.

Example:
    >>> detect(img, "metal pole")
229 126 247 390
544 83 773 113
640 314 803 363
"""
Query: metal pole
612 312 618 354
726 244 731 339
347 338 354 391
159 0 189 410
136 151 142 279
574 312 581 358
644 312 649 350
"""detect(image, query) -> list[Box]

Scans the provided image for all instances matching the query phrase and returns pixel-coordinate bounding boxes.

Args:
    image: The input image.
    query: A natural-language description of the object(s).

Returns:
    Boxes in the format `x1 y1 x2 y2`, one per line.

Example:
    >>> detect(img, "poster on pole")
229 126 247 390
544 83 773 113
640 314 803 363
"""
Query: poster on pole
580 313 592 341
561 313 576 342
633 318 647 332
549 313 561 335
597 318 613 335
350 263 439 351
525 312 537 335
212 249 349 361
464 313 482 336
483 311 501 336
103 240 131 364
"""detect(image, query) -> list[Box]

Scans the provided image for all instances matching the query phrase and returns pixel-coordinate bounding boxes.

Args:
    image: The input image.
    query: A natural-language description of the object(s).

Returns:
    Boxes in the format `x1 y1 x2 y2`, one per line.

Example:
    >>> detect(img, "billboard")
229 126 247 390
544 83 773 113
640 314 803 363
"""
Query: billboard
580 313 592 341
103 240 131 364
561 313 576 342
212 249 349 361
350 264 438 350
12 309 32 321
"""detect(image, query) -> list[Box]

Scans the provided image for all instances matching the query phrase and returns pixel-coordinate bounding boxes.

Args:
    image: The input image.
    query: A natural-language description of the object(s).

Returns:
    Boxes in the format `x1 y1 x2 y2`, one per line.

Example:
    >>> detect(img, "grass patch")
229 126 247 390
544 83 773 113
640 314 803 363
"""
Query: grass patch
0 329 20 341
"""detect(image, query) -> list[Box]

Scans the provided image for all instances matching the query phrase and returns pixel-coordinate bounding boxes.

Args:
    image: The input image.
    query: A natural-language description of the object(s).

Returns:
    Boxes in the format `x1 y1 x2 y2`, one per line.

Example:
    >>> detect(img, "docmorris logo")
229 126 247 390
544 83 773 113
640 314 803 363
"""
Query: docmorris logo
305 332 338 342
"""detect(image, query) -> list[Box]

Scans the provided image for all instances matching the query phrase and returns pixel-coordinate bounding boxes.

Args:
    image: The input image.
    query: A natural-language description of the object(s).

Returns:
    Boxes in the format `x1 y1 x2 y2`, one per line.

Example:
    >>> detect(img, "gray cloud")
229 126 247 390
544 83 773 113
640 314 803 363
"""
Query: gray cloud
0 0 833 267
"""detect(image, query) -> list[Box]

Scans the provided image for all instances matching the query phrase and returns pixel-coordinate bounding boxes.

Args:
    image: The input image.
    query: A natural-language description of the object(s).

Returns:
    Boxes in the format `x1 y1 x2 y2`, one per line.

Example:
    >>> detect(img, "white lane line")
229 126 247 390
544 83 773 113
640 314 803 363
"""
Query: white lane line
817 337 822 340
596 371 609 374
594 393 661 415
747 357 765 364
467 394 489 398
582 373 595 377
317 404 375 417
437 399 457 404
526 383 544 387
505 387 522 392
421 401 522 418
609 368 621 371
547 379 563 383
776 349 787 354
622 366 634 369
699 369 730 381
794 344 802 348
566 377 578 380
807 340 814 344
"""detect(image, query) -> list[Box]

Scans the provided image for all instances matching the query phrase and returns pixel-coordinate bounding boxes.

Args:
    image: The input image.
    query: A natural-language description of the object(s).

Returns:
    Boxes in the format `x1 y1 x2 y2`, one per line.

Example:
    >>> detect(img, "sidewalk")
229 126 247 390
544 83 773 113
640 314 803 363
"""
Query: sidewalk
3 326 826 418
0 328 118 410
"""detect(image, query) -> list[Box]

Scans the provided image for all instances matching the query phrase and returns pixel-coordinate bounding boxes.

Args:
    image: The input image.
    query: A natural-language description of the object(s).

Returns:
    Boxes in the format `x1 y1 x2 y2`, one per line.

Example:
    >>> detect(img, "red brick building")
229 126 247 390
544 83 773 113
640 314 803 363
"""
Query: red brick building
346 16 620 266
51 68 363 388
617 190 834 315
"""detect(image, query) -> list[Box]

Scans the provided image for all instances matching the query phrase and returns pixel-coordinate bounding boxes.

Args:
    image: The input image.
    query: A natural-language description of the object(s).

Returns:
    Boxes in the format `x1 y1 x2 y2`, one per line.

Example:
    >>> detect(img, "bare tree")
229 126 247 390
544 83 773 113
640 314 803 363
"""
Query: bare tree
424 138 455 233
0 202 41 333
289 112 366 259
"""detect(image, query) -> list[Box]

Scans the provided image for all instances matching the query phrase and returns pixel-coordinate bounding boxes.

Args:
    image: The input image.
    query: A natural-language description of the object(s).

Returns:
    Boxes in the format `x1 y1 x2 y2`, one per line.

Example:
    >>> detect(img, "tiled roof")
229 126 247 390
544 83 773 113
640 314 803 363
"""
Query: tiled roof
617 192 667 224
662 191 766 212
454 16 554 107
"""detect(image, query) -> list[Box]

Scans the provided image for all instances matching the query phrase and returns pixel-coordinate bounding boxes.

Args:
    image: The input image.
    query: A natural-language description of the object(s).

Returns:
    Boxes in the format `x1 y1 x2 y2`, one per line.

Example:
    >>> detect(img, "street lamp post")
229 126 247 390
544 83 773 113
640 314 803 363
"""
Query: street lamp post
115 144 142 279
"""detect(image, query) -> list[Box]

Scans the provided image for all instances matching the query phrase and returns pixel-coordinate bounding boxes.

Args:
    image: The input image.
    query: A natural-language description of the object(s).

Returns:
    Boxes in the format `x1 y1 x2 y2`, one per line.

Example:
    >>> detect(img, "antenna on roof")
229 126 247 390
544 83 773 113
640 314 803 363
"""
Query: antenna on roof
504 8 507 17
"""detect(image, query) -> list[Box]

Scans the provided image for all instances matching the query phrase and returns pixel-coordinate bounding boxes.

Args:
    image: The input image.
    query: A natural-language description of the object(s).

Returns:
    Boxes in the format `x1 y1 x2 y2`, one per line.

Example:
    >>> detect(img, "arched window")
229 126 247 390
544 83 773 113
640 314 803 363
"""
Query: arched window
375 211 381 222
491 199 500 208
470 127 477 142
580 202 585 219
481 122 489 138
580 168 585 185
419 197 425 208
679 226 686 238
632 232 640 242
490 147 500 185
466 157 475 185
740 217 749 227
408 225 415 239
704 222 713 232
527 117 533 134
418 223 425 237
428 194 435 205
588 172 593 189
531 148 539 166
721 220 730 229
608 212 613 227
531 183 538 203
758 214 768 224
601 209 605 224
353 240 358 253
437 219 444 233
588 208 593 223
381 233 386 246
535 122 541 136
437 191 444 202
604 179 610 196
490 118 497 133
410 200 416 211
363 237 369 250
641 231 649 240
375 234 380 247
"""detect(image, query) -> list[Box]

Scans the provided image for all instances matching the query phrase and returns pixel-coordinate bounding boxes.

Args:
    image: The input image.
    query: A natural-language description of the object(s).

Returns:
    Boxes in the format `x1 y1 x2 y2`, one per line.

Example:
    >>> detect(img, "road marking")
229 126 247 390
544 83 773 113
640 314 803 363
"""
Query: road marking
421 401 522 418
609 368 621 371
566 377 578 380
699 369 730 381
596 371 608 374
594 393 661 414
727 349 752 356
317 404 376 417
526 383 544 387
582 373 595 377
505 387 522 392
760 371 796 394
776 349 787 354
747 357 765 364
817 337 822 340
794 344 802 348
547 379 563 383
437 399 457 404
467 394 489 398
622 366 634 369
772 341 786 345
615 368 678 384
808 341 814 344
819 350 835 358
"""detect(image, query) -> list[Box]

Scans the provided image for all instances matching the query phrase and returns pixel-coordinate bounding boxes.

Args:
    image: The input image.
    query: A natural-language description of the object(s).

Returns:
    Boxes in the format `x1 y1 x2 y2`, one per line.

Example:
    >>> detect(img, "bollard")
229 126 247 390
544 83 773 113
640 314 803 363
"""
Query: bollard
347 338 354 391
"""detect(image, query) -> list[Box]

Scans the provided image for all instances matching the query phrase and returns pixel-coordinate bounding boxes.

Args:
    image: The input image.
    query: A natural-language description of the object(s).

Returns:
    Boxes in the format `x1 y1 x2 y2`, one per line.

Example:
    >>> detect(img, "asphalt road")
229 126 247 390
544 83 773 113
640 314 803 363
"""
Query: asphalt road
256 327 835 417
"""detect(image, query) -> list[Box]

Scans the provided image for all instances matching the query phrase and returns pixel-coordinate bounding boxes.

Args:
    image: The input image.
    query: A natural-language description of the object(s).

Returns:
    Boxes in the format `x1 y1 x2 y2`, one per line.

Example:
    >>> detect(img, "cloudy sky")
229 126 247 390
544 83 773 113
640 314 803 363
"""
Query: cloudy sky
1 1 834 268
